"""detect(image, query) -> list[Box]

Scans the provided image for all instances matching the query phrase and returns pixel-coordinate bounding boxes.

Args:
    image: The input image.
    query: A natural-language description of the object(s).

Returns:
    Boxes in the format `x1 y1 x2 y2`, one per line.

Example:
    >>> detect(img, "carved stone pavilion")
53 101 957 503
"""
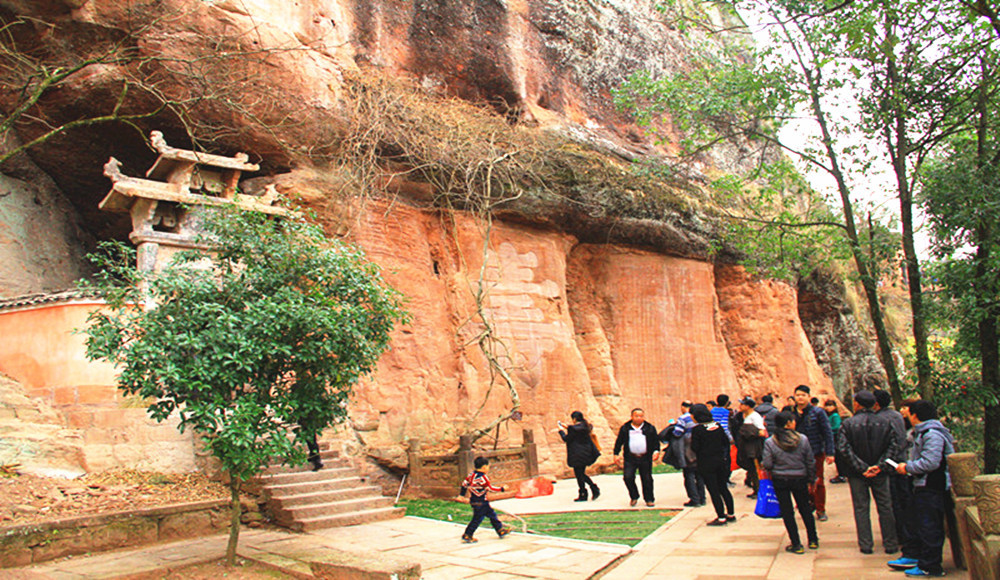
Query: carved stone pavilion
99 130 288 273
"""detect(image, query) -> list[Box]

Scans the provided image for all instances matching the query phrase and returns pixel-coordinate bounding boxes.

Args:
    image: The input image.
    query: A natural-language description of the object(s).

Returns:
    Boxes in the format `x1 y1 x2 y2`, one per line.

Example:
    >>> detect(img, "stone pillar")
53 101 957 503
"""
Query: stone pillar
951 453 981 498
970 475 1000 580
949 452 980 571
407 438 421 491
523 428 539 477
973 475 1000 535
457 435 474 486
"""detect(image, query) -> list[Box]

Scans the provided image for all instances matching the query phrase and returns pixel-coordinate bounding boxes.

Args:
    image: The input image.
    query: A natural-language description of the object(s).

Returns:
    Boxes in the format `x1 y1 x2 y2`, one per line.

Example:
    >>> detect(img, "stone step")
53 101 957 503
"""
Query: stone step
268 485 383 509
261 454 349 476
257 466 355 485
274 496 395 523
262 476 367 499
293 506 407 532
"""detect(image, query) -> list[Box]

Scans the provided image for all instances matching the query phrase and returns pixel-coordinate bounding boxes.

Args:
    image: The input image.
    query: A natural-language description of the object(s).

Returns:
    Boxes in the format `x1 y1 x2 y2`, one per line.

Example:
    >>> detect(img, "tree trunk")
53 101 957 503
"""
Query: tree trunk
884 13 932 402
983 314 1000 473
803 68 902 403
226 476 242 566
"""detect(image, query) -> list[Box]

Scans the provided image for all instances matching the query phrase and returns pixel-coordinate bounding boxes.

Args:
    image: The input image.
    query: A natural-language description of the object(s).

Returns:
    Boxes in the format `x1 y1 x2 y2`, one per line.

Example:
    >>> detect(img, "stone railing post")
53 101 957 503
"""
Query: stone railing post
950 452 980 498
523 428 539 477
971 474 1000 579
948 453 979 571
973 474 1000 535
457 435 474 485
407 438 421 490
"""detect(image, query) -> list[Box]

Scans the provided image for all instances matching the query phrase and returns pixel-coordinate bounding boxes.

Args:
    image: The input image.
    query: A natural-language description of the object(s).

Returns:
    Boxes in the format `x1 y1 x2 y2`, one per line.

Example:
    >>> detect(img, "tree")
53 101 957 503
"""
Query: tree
81 207 407 564
828 0 996 401
921 128 1000 471
615 1 907 402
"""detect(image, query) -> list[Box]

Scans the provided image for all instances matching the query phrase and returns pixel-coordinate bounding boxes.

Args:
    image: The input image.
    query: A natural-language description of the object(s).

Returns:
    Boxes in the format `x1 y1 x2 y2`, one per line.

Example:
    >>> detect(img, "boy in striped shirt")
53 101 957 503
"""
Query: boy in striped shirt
459 457 512 542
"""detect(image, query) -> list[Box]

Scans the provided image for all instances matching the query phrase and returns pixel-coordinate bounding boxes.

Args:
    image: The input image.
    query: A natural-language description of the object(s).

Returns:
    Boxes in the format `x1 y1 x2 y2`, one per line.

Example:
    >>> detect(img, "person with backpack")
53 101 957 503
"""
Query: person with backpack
756 394 780 437
558 411 601 502
762 410 819 554
666 400 704 507
887 400 954 577
690 403 735 526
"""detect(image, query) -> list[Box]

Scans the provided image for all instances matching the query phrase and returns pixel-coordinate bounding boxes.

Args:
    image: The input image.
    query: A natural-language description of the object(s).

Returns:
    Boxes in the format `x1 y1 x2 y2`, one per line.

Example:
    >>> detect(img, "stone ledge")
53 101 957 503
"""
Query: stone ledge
310 550 420 580
0 499 229 569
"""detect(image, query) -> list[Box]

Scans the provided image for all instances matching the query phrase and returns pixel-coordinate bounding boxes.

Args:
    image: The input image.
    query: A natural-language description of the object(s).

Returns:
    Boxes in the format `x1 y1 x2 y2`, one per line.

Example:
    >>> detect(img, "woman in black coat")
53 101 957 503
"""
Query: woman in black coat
690 403 735 525
559 411 601 501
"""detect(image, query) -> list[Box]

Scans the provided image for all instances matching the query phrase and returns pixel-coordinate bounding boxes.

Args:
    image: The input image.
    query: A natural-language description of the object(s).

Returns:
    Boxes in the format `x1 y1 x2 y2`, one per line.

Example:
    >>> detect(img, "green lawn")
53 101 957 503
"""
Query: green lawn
397 498 677 547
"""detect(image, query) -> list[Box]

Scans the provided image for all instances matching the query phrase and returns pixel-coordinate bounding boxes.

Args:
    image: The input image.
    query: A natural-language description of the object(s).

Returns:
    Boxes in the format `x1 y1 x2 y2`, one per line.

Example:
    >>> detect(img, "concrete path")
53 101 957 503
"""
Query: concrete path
13 470 968 579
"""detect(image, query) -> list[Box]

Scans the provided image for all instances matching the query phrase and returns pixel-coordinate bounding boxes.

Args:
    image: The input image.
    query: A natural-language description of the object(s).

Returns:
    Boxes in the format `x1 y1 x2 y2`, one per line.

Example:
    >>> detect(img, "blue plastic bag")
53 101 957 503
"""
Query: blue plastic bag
754 478 781 519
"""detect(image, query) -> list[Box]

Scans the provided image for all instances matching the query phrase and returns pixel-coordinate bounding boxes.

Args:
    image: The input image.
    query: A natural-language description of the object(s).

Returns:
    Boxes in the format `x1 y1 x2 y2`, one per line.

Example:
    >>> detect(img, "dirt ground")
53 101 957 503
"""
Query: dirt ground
0 469 231 527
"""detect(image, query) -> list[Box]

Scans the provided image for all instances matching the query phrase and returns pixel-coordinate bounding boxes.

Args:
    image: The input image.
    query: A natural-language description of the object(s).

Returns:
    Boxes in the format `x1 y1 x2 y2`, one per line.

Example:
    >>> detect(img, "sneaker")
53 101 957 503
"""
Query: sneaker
707 517 728 526
816 512 828 522
646 501 655 507
683 500 700 507
808 540 819 550
497 527 511 539
888 557 919 570
786 544 805 554
904 567 945 577
725 514 737 522
461 534 478 543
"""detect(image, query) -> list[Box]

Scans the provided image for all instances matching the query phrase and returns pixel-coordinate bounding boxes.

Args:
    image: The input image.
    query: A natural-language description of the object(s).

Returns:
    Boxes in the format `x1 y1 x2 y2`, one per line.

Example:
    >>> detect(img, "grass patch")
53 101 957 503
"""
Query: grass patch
518 510 677 547
397 499 676 547
396 498 469 523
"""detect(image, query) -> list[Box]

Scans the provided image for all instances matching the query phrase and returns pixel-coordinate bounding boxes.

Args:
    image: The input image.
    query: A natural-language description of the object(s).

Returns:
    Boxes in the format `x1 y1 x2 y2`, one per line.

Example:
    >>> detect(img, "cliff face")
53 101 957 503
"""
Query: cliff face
325 198 835 475
0 0 863 477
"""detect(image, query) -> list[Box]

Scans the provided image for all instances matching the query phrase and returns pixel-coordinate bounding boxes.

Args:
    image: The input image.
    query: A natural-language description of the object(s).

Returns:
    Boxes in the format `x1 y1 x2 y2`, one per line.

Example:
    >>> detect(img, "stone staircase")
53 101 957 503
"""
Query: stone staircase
258 447 405 532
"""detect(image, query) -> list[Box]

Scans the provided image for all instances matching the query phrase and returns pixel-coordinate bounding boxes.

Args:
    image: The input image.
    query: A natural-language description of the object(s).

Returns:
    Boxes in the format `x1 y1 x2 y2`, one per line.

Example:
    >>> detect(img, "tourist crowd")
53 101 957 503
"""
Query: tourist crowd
542 385 953 577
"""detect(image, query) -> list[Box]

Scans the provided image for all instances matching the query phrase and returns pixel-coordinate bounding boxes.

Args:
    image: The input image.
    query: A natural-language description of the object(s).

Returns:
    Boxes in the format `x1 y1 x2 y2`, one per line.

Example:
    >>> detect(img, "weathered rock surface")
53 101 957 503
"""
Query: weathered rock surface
327 197 833 474
798 270 888 396
0 0 871 478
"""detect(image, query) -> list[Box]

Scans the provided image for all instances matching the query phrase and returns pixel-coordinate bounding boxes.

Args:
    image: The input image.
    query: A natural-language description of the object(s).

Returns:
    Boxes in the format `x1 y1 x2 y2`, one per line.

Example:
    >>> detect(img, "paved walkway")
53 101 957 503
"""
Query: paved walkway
12 471 968 579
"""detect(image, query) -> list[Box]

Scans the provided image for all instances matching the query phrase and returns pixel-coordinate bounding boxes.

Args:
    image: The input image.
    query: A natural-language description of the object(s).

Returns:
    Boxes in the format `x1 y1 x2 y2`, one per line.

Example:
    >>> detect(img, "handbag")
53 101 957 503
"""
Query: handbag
754 474 782 519
586 431 601 465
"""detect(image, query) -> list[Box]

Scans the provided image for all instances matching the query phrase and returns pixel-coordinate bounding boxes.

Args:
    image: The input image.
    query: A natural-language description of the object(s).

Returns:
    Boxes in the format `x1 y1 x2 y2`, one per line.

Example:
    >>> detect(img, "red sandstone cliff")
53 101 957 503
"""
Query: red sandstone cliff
0 0 873 478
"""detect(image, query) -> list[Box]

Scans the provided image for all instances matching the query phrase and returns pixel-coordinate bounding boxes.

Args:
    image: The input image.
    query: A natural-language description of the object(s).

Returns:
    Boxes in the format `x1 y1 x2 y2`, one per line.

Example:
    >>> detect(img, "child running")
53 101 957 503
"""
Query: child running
459 456 512 543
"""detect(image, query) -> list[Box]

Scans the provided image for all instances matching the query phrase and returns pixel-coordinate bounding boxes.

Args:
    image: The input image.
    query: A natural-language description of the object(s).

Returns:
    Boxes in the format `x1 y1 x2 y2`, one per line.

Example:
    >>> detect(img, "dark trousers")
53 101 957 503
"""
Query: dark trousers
848 475 898 552
909 487 946 574
305 434 321 467
811 454 827 513
702 465 734 519
623 456 655 502
573 465 596 495
740 458 759 493
890 473 918 558
683 466 706 504
464 501 504 537
773 477 818 547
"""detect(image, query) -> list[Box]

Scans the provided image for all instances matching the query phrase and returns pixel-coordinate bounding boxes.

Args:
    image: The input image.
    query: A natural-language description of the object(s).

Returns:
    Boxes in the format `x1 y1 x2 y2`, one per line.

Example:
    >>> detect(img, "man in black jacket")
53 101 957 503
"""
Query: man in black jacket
613 408 661 507
837 390 901 555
